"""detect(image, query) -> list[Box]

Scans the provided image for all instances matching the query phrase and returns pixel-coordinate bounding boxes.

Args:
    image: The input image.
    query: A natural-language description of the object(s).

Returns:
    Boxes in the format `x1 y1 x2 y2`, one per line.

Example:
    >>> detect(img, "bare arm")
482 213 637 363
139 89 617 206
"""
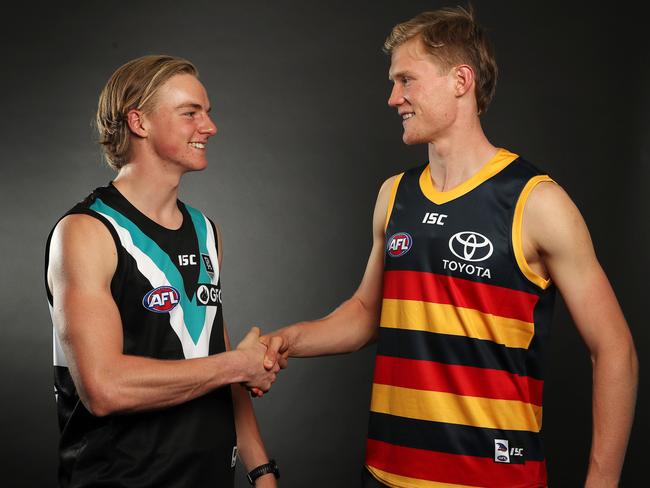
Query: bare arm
523 182 638 487
261 176 397 363
48 214 277 417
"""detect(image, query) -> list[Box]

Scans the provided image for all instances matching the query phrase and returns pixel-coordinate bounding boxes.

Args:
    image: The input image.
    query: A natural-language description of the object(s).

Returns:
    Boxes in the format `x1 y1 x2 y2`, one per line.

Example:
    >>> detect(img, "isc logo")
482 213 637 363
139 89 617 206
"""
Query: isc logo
178 254 197 266
143 286 180 313
387 232 412 258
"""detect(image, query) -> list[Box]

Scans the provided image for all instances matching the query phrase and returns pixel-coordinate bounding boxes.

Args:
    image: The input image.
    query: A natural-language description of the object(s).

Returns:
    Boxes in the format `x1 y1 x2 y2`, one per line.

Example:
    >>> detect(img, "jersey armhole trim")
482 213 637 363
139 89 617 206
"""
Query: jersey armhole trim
513 175 554 290
385 173 404 231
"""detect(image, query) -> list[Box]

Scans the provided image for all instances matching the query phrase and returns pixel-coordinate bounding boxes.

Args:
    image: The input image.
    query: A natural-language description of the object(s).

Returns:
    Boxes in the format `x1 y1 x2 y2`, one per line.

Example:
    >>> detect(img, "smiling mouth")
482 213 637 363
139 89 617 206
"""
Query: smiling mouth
189 142 206 149
401 113 414 123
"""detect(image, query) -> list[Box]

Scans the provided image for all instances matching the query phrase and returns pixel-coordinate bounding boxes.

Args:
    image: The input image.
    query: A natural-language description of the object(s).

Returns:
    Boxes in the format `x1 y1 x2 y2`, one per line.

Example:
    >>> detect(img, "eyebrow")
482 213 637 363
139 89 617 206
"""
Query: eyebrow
175 103 211 113
388 70 409 81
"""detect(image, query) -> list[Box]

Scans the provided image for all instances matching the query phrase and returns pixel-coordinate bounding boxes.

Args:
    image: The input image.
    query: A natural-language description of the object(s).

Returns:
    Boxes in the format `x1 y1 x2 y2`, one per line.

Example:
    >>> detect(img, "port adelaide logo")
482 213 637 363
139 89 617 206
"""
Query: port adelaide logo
387 232 412 257
201 253 215 278
143 286 180 313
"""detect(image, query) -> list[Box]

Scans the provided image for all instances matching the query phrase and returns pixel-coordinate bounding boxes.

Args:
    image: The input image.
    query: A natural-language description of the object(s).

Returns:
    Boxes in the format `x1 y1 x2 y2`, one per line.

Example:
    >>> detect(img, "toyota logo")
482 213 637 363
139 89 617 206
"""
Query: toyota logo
448 231 493 262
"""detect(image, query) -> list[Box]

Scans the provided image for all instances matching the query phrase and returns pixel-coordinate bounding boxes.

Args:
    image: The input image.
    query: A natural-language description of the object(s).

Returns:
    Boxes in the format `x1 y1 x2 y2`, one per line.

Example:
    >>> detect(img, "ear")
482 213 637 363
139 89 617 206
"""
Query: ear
126 109 147 137
454 64 475 98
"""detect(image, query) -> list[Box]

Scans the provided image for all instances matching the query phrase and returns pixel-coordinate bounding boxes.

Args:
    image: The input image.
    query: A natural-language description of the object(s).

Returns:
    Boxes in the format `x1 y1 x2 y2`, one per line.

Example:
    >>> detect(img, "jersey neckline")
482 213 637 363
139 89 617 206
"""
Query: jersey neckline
418 148 519 205
105 181 188 233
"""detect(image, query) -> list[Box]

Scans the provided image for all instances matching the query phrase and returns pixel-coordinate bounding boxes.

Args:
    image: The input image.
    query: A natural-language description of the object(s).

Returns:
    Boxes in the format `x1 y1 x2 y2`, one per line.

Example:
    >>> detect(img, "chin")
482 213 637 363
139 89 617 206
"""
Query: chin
184 158 209 172
402 131 425 146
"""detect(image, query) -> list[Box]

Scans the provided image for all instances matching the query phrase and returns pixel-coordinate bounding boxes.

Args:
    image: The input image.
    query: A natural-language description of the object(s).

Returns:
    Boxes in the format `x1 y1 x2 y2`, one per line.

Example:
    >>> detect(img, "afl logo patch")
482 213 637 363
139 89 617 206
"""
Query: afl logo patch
387 232 412 257
449 231 493 262
143 286 180 313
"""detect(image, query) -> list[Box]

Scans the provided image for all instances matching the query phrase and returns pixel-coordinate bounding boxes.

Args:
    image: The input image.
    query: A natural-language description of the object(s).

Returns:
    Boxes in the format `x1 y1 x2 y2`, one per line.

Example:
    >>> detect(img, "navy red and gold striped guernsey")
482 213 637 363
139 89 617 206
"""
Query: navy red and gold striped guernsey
366 149 556 488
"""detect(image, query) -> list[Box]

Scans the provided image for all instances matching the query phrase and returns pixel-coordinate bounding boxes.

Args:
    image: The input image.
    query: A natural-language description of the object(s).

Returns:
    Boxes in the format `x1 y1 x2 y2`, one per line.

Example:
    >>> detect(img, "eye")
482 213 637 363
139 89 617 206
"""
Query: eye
401 76 411 85
183 111 196 118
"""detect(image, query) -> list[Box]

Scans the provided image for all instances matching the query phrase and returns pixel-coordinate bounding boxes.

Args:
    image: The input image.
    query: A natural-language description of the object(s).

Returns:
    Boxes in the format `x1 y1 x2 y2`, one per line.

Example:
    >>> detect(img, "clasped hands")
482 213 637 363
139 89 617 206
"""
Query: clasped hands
235 327 288 398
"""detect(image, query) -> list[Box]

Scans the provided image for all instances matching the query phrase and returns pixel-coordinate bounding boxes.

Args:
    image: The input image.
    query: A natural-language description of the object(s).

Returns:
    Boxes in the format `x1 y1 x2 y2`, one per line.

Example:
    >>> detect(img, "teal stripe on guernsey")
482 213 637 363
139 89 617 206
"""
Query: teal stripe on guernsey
185 204 212 284
90 198 207 344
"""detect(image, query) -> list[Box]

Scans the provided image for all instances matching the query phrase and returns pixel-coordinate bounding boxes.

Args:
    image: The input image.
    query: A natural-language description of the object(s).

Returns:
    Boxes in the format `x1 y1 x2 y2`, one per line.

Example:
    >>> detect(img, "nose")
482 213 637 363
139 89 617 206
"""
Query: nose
201 114 218 136
388 84 404 107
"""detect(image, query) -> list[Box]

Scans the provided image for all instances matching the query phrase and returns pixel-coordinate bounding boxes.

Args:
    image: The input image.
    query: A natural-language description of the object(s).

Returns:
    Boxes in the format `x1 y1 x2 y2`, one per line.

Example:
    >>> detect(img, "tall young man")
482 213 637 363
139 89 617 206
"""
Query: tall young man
46 55 280 487
262 8 637 487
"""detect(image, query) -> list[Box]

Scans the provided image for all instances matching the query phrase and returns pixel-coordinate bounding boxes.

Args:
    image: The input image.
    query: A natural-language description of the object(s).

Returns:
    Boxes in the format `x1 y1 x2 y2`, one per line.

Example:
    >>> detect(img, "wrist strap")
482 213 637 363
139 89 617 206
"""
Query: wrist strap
247 459 279 485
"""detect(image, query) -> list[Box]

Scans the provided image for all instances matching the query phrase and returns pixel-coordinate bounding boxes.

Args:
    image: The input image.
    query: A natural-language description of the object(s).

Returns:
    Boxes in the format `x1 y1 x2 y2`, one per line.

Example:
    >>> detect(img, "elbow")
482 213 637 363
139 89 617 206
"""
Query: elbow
348 296 380 352
78 375 120 417
592 337 639 386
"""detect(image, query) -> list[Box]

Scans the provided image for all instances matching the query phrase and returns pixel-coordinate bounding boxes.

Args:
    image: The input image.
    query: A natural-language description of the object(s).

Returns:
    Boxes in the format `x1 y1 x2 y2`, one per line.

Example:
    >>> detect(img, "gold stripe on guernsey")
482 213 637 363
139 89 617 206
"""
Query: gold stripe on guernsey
371 384 543 432
512 175 554 289
381 299 535 349
419 148 519 205
385 173 405 231
367 466 478 488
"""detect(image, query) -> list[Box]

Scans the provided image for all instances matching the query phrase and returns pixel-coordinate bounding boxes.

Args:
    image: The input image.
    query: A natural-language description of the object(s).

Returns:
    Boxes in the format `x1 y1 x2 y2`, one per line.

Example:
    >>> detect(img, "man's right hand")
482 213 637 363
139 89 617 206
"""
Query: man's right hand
260 332 290 372
236 327 280 396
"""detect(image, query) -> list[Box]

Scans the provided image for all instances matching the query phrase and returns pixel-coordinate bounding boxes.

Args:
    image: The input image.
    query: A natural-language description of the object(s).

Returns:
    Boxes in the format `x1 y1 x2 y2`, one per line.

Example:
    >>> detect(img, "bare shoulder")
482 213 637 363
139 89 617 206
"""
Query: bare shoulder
378 174 401 201
524 180 592 257
48 213 117 292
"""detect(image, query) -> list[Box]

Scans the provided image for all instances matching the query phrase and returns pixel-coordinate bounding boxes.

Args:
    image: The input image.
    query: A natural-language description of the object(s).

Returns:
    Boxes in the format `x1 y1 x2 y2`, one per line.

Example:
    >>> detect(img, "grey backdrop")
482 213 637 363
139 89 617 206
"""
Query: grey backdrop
1 1 647 486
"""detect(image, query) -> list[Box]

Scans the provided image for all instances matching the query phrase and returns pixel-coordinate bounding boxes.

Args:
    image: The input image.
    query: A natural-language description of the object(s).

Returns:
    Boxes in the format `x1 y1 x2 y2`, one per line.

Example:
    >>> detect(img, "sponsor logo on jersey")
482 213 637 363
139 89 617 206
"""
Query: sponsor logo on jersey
449 231 493 262
143 286 180 313
201 253 215 278
442 259 492 279
196 284 222 306
387 232 412 257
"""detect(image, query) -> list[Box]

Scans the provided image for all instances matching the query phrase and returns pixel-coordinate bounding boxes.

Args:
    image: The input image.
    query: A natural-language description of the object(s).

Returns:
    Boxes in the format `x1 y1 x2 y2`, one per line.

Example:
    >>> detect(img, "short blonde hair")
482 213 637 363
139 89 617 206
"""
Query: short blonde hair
384 6 497 114
96 55 198 170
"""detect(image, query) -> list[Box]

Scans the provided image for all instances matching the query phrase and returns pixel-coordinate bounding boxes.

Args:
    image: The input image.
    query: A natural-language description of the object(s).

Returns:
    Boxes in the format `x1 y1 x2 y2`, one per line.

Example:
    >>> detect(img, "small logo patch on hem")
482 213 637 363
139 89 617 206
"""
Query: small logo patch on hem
231 446 238 468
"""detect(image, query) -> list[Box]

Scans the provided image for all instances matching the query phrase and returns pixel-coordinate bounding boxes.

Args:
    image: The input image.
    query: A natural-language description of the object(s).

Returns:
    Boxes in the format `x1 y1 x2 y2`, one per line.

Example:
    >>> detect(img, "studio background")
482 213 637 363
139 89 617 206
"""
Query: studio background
1 1 646 486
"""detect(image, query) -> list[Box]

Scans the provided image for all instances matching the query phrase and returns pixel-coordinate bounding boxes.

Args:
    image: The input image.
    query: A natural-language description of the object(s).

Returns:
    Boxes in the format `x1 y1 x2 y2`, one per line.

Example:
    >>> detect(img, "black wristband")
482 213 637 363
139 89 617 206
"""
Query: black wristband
247 459 280 485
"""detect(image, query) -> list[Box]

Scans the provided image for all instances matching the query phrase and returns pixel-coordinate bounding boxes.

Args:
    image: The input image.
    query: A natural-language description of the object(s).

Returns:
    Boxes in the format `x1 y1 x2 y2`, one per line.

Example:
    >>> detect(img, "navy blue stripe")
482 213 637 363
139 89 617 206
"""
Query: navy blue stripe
377 327 543 379
367 411 545 462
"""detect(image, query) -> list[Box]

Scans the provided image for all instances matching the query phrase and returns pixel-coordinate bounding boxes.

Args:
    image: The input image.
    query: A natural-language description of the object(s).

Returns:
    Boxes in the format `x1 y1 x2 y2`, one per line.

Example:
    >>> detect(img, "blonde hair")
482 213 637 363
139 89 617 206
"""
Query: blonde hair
96 55 198 170
384 6 497 114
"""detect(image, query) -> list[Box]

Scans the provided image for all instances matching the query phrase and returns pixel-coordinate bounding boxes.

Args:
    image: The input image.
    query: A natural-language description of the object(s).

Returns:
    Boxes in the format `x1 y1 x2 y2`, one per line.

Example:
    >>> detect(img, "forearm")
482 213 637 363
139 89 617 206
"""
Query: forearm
233 384 270 468
585 343 638 486
79 350 248 416
232 384 276 487
280 295 380 357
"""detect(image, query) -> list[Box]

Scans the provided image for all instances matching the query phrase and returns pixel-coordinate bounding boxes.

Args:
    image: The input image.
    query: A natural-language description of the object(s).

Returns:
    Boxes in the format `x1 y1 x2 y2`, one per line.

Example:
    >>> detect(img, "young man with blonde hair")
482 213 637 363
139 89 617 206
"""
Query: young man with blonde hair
262 7 637 487
46 55 280 487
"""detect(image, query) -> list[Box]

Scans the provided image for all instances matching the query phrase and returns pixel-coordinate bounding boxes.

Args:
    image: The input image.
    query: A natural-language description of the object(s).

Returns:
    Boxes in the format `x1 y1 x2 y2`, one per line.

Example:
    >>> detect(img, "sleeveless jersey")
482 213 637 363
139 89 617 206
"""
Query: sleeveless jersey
365 149 556 488
45 184 236 488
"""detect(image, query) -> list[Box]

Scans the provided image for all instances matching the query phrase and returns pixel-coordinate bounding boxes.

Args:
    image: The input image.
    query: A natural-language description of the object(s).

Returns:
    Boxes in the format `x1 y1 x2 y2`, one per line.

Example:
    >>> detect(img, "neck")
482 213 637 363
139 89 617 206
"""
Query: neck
426 115 497 192
112 162 184 229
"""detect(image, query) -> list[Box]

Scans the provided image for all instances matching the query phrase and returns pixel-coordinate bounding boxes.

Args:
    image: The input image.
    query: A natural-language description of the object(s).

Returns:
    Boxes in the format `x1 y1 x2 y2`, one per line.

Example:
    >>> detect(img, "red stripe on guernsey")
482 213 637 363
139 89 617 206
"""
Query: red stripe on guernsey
366 439 547 487
383 270 538 322
374 355 543 406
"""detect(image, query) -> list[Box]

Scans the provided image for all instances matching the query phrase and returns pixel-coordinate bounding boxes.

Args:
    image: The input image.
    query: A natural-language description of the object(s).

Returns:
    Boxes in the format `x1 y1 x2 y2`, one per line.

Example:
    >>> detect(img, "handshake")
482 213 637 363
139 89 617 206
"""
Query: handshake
235 326 289 397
